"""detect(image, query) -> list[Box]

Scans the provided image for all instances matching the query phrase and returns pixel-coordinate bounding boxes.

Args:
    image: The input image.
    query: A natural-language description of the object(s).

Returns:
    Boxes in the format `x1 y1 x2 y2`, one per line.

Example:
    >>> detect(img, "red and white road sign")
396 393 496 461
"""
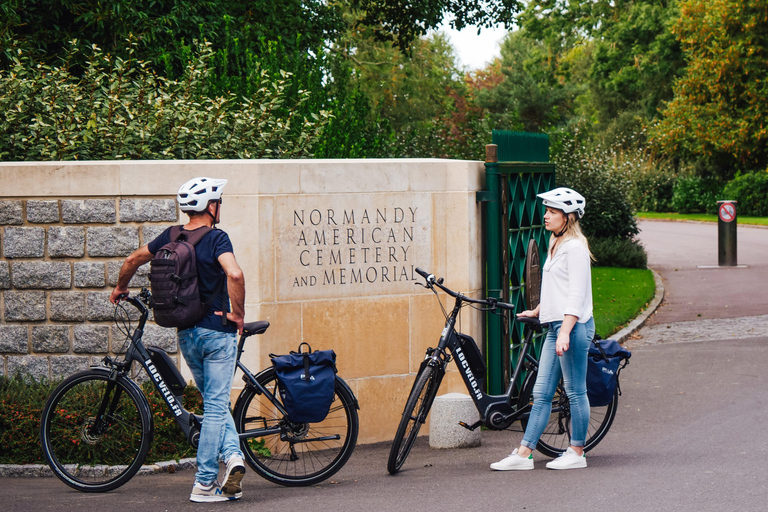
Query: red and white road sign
719 202 736 223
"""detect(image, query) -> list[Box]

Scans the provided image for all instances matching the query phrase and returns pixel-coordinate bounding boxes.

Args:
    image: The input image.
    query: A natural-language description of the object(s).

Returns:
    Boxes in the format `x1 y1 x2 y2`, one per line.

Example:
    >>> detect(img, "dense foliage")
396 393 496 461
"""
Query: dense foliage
0 375 202 464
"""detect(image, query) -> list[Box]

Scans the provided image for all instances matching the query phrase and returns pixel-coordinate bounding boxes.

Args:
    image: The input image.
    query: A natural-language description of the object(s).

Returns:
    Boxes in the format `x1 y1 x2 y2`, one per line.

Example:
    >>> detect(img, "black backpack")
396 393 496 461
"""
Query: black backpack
148 226 224 330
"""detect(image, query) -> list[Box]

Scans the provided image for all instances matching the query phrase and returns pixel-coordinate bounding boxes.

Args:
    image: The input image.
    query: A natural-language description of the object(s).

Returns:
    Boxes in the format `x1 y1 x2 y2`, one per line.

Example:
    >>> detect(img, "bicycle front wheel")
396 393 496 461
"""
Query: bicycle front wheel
519 372 618 458
387 364 443 475
40 370 153 492
233 368 359 486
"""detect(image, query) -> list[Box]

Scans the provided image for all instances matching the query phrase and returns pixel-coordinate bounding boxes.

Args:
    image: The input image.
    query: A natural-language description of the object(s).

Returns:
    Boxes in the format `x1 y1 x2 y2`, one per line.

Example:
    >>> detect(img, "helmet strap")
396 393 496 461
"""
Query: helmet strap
206 201 220 229
554 215 569 238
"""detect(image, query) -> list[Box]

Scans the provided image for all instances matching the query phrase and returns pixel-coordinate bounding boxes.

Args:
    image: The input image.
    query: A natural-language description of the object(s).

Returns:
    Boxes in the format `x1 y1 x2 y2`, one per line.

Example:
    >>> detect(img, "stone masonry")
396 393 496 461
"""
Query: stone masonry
0 198 179 381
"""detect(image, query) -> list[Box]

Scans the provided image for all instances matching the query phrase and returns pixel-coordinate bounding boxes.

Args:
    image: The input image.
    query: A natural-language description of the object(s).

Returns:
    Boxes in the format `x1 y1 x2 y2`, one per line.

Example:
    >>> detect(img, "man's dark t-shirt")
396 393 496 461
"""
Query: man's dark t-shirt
147 226 236 333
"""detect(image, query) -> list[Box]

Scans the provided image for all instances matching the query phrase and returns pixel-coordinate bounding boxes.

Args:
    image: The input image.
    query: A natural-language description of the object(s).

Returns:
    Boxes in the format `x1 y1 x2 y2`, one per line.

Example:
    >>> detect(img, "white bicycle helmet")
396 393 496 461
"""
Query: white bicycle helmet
537 187 586 219
177 177 227 212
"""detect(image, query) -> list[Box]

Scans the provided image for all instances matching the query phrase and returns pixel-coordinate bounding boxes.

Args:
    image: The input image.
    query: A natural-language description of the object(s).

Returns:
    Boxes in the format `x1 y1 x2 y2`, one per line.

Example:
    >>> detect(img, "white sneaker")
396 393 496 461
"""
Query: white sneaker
490 449 534 471
189 481 239 502
545 447 587 470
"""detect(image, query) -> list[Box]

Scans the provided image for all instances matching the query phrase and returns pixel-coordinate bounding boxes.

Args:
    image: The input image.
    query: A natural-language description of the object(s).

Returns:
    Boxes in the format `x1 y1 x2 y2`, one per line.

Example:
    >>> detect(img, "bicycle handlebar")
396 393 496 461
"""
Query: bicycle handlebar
414 267 515 311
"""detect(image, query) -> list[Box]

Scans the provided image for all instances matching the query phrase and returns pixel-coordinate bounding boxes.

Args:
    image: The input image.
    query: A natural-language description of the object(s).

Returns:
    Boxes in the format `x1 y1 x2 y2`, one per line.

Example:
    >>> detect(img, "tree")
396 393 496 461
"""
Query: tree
350 0 521 52
652 0 768 174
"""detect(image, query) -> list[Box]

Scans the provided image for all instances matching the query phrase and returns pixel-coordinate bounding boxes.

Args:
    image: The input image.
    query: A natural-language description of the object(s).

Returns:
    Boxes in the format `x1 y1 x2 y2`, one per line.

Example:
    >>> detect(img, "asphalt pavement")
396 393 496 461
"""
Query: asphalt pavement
3 220 768 512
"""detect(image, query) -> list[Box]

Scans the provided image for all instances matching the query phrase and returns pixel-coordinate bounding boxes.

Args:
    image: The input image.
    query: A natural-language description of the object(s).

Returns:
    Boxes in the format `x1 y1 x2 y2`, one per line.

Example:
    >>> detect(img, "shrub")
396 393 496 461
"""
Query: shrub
0 375 202 465
721 170 768 217
589 237 648 269
671 175 723 214
0 40 330 161
553 136 639 240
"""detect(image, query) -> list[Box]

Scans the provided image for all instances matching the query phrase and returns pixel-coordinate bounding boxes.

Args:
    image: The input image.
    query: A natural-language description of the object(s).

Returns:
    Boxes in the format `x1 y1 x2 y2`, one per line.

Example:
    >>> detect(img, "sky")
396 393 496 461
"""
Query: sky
437 23 509 71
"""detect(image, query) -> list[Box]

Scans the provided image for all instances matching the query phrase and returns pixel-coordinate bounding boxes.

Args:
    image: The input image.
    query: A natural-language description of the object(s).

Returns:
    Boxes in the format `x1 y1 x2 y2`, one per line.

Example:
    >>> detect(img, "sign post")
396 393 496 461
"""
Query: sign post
717 200 737 266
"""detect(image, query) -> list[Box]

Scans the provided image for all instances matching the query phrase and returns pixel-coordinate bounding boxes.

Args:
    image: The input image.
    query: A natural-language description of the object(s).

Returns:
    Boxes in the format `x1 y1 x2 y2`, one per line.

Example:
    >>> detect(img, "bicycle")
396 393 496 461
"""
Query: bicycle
40 288 359 492
387 268 618 474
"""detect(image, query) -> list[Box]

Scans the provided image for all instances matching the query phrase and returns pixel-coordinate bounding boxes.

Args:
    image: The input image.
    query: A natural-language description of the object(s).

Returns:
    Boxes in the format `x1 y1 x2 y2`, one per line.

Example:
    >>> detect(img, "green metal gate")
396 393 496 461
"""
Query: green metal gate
478 131 556 395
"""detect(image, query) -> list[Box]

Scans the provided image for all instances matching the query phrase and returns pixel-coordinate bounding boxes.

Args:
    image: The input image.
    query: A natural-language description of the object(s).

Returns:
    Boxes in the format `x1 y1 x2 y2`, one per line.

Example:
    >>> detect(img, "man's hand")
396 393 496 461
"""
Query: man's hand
110 287 129 304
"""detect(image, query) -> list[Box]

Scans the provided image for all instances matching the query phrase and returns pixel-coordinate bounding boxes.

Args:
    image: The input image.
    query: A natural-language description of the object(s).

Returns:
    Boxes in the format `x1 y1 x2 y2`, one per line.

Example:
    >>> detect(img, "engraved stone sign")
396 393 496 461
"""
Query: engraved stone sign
275 194 432 300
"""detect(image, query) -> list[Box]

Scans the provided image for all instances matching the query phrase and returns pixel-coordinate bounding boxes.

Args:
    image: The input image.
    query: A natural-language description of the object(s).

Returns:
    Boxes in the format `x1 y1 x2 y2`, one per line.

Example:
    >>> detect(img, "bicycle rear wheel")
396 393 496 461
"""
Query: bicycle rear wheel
519 372 618 458
233 368 359 486
40 370 153 492
387 364 444 475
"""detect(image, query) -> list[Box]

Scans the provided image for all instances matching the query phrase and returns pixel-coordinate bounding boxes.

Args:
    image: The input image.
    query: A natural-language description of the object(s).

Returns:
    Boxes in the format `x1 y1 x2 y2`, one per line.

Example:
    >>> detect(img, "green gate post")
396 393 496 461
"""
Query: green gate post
483 144 505 395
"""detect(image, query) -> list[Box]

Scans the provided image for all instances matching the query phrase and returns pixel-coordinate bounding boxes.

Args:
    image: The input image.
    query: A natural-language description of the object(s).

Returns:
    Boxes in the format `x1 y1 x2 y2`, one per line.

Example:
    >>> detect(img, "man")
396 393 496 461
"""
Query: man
110 177 246 503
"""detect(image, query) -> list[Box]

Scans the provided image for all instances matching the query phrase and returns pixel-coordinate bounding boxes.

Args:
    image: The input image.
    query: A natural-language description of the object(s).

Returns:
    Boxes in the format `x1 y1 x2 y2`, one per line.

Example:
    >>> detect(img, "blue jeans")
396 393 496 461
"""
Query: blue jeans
521 318 595 451
178 327 243 485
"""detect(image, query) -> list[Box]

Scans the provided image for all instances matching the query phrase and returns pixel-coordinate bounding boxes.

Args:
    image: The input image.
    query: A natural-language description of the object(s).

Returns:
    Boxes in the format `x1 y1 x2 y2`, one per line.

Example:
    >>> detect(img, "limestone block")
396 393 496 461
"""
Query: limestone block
11 261 71 289
74 261 106 288
50 291 86 321
48 226 85 257
0 325 28 353
27 200 59 223
32 326 70 353
0 261 9 289
142 224 171 245
0 200 23 225
107 260 150 287
119 199 177 222
429 393 481 449
7 355 49 381
143 324 178 353
3 227 45 258
62 199 116 224
87 226 139 256
4 291 46 321
73 324 110 353
50 355 89 380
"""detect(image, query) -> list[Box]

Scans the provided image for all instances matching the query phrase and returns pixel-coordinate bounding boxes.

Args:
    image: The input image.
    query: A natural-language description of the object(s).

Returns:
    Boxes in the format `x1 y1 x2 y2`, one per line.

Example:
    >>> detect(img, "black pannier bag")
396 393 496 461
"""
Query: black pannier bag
586 336 631 407
270 343 337 423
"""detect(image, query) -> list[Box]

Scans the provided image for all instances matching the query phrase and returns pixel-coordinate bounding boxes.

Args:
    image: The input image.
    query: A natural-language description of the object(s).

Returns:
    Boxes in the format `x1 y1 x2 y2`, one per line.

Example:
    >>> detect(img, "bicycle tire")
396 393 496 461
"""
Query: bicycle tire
518 372 618 458
40 369 153 492
387 364 443 475
233 368 358 486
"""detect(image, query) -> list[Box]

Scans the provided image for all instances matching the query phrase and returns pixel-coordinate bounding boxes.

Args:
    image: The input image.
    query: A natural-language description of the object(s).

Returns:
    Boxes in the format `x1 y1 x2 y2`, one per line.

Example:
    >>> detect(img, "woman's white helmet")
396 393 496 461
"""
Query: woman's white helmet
537 187 586 219
177 177 227 212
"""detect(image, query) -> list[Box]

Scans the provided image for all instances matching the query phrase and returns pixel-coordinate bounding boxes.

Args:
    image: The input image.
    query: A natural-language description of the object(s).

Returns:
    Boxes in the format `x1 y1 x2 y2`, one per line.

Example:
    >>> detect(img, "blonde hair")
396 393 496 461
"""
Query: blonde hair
548 212 595 262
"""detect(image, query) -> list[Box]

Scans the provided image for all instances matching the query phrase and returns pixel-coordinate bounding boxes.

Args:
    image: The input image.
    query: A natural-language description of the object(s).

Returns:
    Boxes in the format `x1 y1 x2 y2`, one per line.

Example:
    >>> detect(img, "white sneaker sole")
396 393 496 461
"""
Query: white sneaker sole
546 459 587 470
490 462 534 471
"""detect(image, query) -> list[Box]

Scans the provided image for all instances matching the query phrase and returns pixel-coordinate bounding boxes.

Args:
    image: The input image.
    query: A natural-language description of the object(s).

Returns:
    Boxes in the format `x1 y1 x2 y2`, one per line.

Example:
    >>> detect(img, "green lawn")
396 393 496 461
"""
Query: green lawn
638 212 768 226
592 267 656 338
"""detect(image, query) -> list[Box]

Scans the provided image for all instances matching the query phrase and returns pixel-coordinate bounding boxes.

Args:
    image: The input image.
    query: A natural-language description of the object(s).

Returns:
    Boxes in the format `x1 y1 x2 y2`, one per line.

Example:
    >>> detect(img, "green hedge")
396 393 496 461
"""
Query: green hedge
722 171 768 217
0 375 202 465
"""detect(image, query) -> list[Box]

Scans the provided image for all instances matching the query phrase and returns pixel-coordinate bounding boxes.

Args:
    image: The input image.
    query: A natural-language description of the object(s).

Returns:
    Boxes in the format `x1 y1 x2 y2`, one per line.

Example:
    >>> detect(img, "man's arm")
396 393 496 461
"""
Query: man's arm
217 251 245 333
109 245 154 303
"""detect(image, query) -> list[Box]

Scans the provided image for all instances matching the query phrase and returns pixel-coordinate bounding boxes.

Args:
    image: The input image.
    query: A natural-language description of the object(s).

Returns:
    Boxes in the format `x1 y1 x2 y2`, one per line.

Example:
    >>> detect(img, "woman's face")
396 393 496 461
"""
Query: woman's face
544 207 567 233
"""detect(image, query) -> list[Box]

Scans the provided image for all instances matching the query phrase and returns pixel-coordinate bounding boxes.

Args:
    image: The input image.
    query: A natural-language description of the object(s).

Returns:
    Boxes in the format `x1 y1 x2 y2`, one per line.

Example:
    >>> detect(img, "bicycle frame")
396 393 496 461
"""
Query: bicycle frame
418 270 541 431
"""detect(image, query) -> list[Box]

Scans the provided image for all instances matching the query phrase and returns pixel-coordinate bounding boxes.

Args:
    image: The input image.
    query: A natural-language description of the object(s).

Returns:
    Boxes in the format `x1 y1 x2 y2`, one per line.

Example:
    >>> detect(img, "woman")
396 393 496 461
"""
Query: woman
491 187 595 471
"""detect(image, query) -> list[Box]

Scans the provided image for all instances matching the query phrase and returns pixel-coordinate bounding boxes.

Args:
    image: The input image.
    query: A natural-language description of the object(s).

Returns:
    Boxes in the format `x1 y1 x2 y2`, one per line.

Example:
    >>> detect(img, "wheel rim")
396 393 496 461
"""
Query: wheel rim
43 375 147 487
239 374 354 482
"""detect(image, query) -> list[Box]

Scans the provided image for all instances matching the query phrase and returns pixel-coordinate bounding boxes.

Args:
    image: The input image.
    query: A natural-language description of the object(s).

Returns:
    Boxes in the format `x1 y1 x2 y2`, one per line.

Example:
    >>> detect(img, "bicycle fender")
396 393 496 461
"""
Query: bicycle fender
334 376 360 410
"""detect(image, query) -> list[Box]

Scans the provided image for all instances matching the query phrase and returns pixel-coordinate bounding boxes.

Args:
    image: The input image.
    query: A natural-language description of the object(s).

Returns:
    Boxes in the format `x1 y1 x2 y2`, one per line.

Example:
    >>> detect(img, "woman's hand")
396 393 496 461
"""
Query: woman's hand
516 305 540 318
555 331 570 356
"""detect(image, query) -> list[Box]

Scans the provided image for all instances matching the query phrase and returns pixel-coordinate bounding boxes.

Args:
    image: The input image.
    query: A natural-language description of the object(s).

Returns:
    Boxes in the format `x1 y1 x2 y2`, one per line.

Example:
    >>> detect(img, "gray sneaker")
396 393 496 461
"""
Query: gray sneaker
221 455 245 495
490 449 534 471
189 481 240 503
545 447 587 470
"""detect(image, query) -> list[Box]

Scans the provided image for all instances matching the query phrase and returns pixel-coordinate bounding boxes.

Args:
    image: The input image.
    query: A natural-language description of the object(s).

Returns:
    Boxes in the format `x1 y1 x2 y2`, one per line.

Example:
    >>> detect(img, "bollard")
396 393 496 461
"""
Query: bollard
717 200 737 266
429 393 481 449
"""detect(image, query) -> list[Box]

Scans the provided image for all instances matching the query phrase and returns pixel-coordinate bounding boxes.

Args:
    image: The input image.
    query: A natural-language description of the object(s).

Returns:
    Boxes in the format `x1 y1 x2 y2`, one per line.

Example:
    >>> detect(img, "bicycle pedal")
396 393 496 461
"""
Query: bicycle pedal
458 421 482 431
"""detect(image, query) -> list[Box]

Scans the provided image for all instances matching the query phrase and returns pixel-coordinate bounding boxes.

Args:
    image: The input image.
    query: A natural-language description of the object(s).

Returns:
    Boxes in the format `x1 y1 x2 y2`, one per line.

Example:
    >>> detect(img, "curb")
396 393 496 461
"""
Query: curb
613 268 665 346
0 457 196 478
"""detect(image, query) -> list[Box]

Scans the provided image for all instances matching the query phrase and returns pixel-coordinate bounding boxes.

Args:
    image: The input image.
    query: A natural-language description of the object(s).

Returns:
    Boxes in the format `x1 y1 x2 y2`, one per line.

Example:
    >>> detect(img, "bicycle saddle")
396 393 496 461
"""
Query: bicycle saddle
242 321 270 337
516 316 546 333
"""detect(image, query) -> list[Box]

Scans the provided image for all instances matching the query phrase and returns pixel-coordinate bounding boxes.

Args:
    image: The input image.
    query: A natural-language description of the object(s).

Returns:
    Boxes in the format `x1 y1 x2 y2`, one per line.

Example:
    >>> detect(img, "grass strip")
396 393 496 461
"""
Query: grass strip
593 267 656 338
638 212 768 226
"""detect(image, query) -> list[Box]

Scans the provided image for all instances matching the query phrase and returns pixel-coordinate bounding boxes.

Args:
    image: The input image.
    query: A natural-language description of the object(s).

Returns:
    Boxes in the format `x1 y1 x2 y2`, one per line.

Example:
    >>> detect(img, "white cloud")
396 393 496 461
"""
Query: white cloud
436 23 508 71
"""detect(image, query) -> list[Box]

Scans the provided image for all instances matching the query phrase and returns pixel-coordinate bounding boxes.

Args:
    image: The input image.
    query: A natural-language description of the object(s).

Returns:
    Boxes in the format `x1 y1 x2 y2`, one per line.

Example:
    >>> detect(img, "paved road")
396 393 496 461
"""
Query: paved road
3 220 768 512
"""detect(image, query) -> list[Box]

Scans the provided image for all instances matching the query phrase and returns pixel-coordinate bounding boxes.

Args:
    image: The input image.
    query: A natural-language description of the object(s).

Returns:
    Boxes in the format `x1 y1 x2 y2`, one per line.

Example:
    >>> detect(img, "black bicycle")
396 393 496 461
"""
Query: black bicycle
40 288 359 492
387 268 617 474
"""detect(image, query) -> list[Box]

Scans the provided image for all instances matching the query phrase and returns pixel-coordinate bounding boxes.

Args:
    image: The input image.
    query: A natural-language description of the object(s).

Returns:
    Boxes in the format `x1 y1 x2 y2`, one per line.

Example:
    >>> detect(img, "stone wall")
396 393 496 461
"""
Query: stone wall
0 198 179 381
0 159 485 444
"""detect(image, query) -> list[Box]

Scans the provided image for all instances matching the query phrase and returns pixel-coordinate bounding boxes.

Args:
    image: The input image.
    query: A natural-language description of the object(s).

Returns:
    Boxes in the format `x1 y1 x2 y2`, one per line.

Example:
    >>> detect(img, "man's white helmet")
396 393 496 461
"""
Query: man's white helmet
177 177 227 212
537 187 586 219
